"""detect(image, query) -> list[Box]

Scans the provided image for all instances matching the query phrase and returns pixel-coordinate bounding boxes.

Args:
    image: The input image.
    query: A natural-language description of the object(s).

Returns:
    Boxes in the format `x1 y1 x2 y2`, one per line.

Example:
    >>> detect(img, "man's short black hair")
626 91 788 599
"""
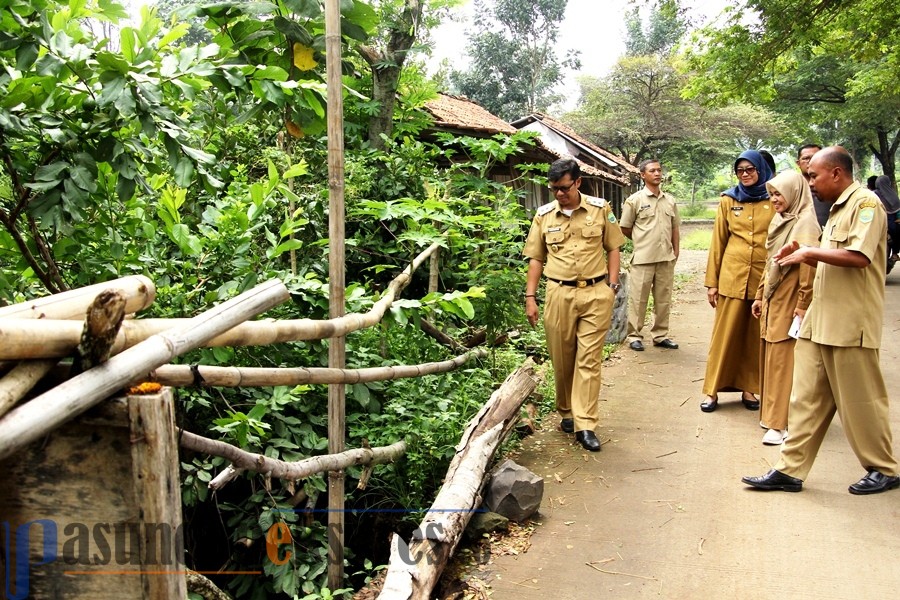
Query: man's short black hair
797 143 822 158
868 175 878 190
759 150 777 173
549 158 580 182
639 158 661 173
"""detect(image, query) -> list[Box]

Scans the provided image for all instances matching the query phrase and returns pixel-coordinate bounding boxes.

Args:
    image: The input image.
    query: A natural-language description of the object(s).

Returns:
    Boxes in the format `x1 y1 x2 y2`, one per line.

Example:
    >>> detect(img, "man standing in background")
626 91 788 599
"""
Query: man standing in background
797 144 828 226
620 159 680 351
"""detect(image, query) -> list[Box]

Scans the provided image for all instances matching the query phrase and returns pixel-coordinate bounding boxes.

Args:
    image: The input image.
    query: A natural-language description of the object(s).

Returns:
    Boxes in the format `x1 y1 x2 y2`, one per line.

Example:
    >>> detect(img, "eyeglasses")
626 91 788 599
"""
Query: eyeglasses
735 166 757 176
550 181 576 194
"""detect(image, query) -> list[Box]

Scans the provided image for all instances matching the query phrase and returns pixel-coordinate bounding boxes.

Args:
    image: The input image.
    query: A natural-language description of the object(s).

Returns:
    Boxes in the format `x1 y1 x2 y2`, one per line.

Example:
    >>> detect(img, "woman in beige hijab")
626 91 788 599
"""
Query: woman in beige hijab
751 171 821 445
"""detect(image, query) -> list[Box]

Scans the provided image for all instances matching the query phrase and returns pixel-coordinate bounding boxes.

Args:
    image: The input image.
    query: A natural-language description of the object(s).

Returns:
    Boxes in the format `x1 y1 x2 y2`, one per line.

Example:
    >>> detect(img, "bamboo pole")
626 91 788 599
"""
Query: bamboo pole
0 279 290 461
324 0 347 589
0 360 56 418
138 349 486 387
179 432 406 482
0 275 155 320
0 243 440 360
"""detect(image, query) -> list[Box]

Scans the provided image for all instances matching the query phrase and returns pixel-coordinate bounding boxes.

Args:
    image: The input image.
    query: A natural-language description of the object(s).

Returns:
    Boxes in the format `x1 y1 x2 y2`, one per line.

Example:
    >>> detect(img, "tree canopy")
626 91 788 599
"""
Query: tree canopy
449 0 579 121
685 0 900 179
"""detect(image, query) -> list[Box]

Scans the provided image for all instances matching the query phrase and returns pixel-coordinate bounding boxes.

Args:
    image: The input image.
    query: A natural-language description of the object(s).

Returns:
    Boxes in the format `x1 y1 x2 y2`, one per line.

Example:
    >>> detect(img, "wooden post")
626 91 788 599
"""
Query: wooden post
0 395 186 599
324 0 347 590
128 389 186 600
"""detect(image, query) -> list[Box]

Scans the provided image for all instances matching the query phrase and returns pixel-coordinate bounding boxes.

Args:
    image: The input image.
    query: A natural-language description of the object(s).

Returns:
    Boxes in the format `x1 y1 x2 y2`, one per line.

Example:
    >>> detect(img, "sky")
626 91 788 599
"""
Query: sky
428 0 731 94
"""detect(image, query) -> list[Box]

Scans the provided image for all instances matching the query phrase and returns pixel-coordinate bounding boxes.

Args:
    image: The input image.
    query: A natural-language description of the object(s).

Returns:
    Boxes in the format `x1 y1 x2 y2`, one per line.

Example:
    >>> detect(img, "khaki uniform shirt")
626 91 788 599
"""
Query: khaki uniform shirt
799 182 886 348
620 188 680 264
523 193 626 280
705 196 774 299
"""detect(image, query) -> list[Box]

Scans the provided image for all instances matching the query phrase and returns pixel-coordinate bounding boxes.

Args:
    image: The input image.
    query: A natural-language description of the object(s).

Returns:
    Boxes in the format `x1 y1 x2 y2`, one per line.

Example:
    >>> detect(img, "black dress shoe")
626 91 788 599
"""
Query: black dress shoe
741 393 760 410
700 396 718 413
560 418 574 434
575 430 601 452
653 338 679 349
741 469 803 492
629 340 644 351
848 470 900 495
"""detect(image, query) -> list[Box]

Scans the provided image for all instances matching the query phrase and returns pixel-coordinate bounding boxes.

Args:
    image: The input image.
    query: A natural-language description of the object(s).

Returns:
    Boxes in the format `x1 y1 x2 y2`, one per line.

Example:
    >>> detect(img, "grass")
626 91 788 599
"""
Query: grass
678 202 717 220
682 228 712 251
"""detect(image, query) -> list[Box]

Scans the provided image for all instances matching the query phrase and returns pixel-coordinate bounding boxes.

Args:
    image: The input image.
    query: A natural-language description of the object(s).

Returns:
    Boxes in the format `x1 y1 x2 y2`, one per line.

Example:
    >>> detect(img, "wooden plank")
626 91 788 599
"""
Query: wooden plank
0 399 142 599
128 389 186 600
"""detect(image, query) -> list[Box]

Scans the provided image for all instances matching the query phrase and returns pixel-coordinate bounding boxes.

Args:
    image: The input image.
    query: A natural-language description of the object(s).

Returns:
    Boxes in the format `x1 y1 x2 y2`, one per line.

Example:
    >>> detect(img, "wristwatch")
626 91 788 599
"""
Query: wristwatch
609 282 621 292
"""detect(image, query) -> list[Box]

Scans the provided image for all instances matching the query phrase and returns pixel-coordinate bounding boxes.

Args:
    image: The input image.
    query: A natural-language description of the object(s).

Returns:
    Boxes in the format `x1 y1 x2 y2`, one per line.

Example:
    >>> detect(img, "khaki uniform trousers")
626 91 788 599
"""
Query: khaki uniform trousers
626 259 675 343
544 280 614 432
775 339 899 480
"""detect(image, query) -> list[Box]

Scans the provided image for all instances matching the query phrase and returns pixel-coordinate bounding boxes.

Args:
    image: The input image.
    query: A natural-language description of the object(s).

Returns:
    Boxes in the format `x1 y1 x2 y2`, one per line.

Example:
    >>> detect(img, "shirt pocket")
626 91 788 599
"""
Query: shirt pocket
636 205 655 223
828 228 849 249
582 225 603 244
545 231 566 244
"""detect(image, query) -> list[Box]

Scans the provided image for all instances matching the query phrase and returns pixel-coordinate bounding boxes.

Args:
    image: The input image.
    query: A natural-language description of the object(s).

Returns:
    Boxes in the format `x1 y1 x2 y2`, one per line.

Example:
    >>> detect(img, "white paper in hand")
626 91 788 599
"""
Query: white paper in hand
788 315 802 339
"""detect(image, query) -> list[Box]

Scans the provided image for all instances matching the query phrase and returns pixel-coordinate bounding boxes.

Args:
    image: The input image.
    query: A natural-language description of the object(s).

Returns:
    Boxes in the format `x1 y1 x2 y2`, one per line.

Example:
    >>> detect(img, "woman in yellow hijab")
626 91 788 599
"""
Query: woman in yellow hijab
751 171 821 445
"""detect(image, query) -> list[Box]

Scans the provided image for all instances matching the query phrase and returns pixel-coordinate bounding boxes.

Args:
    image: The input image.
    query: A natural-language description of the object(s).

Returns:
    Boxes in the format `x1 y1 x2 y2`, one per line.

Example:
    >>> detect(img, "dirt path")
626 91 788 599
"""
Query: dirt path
481 228 900 599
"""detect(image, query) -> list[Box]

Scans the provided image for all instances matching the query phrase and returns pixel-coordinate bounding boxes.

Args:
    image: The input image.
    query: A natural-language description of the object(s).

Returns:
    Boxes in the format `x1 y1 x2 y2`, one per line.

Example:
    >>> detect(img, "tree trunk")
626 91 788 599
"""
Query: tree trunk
870 127 900 186
357 0 423 150
378 359 537 600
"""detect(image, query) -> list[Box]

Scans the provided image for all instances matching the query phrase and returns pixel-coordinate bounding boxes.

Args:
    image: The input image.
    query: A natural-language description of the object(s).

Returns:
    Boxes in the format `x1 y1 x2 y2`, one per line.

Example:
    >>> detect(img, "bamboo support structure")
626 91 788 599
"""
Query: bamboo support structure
0 359 55 418
0 243 440 360
0 274 155 320
378 359 538 600
180 432 406 482
0 279 290 461
139 349 486 387
324 0 347 589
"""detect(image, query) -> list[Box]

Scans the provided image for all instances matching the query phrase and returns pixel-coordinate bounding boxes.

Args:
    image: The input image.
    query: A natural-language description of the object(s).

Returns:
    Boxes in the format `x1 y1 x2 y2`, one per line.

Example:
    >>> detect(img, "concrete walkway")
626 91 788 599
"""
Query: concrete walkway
485 245 900 599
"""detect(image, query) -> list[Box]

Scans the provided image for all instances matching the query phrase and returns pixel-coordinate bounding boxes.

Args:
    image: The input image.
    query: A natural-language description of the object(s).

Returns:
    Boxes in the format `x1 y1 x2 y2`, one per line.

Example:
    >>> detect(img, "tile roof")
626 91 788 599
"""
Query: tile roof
423 93 517 135
512 113 640 174
422 94 628 185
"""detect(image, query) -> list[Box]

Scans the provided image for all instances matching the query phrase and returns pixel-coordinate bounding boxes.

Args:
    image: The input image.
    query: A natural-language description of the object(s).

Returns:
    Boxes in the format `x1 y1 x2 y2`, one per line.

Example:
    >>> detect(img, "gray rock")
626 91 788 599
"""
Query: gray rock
606 271 629 344
464 511 509 541
482 459 543 522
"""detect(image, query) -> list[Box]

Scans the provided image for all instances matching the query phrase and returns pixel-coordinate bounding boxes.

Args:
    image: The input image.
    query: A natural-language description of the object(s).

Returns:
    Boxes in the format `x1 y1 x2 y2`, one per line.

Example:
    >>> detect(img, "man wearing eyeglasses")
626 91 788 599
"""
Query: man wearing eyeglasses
619 159 680 352
523 158 625 452
796 143 828 226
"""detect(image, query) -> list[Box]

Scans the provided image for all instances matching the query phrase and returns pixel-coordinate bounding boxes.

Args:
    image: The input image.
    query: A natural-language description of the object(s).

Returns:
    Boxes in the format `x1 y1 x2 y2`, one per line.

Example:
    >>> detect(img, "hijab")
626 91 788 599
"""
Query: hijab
722 149 774 203
874 175 900 214
762 171 821 300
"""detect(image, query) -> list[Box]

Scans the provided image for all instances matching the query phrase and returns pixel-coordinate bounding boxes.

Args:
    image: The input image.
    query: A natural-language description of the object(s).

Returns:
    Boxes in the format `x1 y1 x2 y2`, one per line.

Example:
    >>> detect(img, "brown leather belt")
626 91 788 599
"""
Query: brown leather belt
547 275 606 288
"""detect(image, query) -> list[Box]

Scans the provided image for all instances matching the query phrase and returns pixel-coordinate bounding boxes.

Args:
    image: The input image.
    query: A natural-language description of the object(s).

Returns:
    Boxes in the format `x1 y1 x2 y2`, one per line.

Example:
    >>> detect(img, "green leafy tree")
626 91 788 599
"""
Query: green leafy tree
685 0 900 180
449 0 580 120
624 0 689 56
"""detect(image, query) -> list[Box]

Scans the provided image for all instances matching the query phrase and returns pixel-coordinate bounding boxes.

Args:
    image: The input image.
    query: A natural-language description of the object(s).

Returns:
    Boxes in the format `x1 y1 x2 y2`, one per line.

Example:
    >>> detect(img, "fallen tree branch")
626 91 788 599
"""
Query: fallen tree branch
378 358 537 600
139 348 486 387
419 319 466 352
0 243 441 360
180 433 407 483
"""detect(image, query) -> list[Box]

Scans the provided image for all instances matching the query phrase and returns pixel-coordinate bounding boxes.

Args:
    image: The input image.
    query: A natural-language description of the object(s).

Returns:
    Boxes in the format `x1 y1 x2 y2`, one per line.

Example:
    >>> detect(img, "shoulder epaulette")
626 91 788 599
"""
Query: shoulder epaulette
536 202 556 216
586 197 608 208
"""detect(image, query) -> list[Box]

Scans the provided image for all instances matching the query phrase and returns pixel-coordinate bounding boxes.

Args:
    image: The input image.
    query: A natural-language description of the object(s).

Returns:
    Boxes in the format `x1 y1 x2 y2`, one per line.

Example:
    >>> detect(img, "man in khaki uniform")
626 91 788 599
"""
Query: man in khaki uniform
619 159 680 351
524 158 625 452
743 146 899 495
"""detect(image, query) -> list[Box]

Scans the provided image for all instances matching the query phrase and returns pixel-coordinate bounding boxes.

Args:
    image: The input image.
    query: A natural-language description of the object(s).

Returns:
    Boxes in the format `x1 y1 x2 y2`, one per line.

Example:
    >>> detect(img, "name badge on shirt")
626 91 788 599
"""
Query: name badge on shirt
731 206 744 215
547 226 561 232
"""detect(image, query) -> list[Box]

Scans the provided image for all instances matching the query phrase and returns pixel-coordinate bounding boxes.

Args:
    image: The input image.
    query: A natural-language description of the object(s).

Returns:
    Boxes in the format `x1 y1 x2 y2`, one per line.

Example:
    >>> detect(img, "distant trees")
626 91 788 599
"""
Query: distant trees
449 0 579 121
685 0 900 181
564 0 781 202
